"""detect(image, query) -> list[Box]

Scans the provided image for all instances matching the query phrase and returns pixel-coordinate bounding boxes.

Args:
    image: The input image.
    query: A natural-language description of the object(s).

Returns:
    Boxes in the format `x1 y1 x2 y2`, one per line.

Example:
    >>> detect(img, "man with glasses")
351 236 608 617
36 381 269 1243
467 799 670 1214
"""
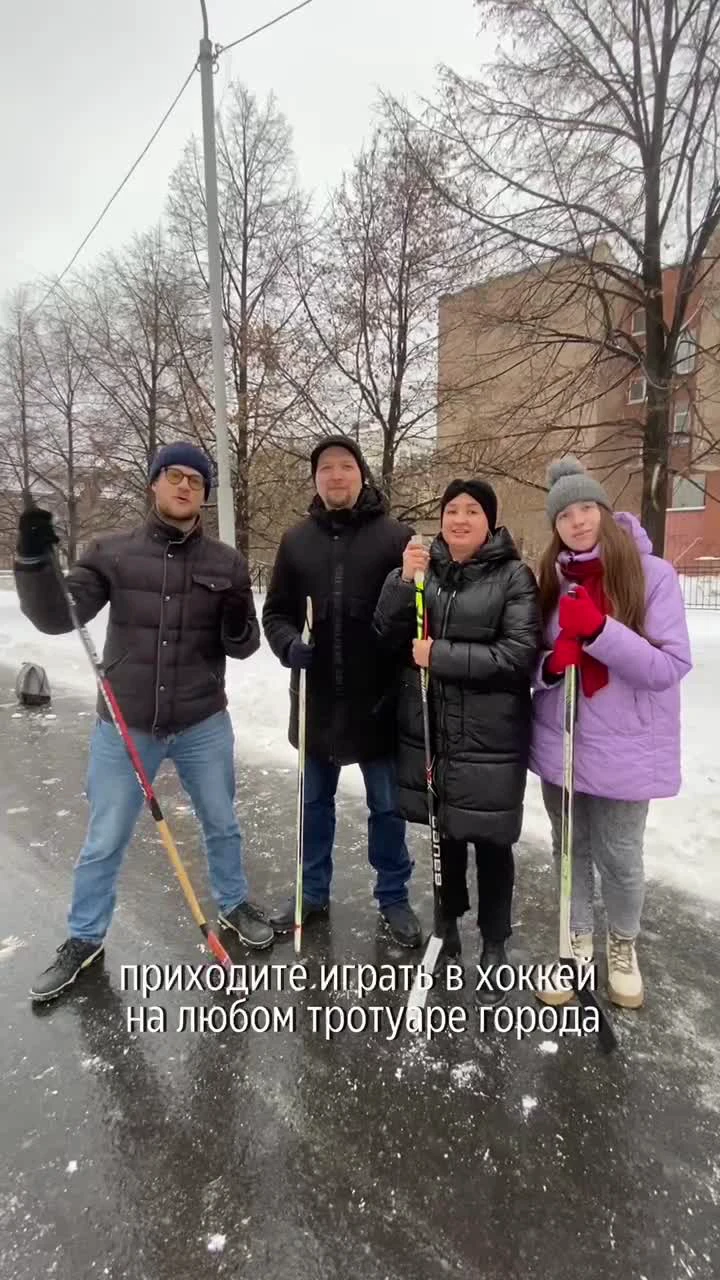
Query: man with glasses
15 441 273 1003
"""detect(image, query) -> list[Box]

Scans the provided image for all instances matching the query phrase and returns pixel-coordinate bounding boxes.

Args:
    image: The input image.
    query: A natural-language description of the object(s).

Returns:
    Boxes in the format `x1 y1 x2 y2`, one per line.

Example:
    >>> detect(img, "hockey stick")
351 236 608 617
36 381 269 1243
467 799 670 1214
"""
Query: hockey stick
21 493 234 976
407 565 444 1011
294 596 313 956
560 655 617 1054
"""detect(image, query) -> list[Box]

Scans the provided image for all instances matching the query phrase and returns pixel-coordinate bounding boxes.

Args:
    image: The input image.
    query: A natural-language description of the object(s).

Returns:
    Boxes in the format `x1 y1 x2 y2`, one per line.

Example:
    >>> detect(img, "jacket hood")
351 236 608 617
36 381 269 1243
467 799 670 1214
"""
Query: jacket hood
557 511 653 571
614 510 653 556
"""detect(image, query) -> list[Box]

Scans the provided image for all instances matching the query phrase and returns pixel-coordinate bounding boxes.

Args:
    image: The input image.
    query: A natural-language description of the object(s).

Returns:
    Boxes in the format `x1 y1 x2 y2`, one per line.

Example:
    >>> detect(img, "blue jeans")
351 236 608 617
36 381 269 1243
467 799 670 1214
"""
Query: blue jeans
302 756 413 910
68 712 249 943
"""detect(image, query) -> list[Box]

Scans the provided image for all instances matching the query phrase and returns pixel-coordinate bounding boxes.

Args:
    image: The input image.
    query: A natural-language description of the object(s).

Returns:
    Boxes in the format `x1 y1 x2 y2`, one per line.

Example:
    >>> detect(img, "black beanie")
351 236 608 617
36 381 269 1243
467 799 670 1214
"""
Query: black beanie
440 478 498 531
310 435 369 481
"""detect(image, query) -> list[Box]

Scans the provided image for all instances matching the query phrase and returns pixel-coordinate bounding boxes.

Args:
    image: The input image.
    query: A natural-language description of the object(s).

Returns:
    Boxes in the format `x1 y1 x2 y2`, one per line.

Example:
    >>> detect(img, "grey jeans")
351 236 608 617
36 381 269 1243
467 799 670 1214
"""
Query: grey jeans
541 781 649 939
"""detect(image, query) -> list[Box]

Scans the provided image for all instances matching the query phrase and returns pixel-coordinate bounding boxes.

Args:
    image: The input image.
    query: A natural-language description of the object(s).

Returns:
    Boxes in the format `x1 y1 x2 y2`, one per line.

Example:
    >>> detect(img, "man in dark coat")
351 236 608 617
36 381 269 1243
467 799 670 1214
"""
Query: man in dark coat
15 442 273 1003
373 479 541 1000
262 436 422 946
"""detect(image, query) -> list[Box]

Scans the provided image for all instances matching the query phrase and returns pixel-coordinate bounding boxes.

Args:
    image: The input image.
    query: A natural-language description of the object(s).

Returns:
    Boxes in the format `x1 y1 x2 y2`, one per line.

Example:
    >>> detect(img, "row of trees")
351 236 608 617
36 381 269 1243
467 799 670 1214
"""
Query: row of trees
0 92 471 563
2 0 719 562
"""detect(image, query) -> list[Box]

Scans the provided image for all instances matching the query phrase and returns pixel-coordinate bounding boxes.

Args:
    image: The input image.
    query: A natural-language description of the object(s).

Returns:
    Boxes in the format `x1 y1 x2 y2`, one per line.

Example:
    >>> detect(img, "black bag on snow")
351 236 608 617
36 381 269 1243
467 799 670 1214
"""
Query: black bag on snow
15 663 51 707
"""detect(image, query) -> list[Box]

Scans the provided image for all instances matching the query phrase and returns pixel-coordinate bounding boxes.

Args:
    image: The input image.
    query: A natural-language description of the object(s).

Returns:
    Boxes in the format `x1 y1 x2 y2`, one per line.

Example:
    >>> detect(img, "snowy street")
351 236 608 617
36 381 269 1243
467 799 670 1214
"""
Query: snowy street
1 588 719 1279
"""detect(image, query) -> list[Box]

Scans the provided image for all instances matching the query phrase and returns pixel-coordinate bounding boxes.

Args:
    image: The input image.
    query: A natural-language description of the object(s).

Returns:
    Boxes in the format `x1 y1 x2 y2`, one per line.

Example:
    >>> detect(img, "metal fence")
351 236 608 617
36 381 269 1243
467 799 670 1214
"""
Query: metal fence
666 539 720 610
676 565 720 609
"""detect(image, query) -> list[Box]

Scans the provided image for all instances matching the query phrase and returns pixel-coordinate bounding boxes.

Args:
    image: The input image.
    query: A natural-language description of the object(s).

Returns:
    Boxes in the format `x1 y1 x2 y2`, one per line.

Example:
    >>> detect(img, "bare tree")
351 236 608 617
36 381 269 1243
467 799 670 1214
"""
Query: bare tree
0 290 37 491
74 227 198 514
291 103 473 504
399 0 720 552
27 293 98 563
168 83 303 554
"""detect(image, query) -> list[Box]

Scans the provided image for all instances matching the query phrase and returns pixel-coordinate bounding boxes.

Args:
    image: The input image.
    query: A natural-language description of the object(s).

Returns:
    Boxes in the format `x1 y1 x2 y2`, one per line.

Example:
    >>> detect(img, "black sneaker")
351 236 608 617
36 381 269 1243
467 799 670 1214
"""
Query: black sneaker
218 902 274 950
267 896 330 935
30 938 104 1003
474 941 510 1008
380 902 423 949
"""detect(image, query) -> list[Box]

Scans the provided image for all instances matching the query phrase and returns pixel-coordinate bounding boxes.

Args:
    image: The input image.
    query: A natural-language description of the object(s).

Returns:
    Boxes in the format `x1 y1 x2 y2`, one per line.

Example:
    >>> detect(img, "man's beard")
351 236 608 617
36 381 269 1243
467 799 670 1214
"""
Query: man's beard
155 499 198 531
324 491 355 510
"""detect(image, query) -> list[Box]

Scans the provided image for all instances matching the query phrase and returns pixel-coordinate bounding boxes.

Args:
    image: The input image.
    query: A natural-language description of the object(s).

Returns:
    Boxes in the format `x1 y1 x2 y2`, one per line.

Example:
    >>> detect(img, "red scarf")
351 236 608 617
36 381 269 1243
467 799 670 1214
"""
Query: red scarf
559 557 610 698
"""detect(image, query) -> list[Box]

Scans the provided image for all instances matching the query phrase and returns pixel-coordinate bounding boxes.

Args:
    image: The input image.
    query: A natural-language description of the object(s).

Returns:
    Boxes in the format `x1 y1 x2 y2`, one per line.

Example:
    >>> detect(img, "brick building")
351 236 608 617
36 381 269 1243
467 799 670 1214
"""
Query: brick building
437 248 720 574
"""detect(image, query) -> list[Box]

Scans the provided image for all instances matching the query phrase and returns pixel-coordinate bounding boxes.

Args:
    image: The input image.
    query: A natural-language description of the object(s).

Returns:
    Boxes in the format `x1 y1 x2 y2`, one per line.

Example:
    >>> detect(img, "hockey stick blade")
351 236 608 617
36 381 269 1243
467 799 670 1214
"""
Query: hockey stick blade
571 958 617 1053
407 933 444 1010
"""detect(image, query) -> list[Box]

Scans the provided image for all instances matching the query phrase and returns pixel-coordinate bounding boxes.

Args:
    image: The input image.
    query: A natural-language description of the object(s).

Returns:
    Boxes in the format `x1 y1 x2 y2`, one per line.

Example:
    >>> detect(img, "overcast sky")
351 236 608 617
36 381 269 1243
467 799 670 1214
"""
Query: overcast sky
0 0 484 299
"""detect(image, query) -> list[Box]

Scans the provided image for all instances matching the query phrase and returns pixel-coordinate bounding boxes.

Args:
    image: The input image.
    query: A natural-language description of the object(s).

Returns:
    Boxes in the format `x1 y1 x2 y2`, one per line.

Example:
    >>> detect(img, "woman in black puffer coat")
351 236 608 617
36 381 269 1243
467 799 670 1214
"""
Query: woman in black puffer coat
373 479 541 997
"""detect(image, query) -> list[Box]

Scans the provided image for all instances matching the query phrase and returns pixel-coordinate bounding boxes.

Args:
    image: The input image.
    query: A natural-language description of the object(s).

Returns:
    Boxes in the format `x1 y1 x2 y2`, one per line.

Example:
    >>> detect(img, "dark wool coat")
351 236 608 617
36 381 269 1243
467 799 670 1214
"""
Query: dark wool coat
373 528 541 845
14 510 259 734
262 485 413 764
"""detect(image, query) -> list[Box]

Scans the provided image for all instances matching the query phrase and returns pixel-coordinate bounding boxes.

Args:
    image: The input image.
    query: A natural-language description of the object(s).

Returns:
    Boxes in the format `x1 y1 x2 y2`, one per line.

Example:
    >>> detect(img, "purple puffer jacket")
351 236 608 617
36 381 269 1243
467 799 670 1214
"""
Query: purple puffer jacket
529 512 692 801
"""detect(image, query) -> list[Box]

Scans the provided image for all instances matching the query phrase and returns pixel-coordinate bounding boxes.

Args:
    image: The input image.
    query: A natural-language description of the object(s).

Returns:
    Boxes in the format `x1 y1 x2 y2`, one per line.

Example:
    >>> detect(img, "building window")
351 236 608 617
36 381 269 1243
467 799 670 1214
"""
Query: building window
670 472 706 511
627 376 647 404
675 331 697 376
631 309 646 336
672 407 691 441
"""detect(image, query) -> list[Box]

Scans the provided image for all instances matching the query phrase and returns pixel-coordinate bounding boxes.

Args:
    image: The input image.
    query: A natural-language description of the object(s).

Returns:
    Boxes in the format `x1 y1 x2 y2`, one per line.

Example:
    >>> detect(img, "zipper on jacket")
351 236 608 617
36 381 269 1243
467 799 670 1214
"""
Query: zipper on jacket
152 548 170 734
330 534 344 762
433 585 457 818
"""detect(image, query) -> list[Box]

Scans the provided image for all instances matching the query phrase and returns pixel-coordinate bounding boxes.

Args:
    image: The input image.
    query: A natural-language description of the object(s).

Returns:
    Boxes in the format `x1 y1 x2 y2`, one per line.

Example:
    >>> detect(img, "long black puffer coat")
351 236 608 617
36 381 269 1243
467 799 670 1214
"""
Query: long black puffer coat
373 528 541 845
262 485 413 764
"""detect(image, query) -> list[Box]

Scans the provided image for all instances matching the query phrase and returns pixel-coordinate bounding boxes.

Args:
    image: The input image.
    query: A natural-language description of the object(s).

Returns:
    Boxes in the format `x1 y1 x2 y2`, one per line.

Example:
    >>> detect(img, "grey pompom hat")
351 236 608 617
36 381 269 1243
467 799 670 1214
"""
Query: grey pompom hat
546 456 613 525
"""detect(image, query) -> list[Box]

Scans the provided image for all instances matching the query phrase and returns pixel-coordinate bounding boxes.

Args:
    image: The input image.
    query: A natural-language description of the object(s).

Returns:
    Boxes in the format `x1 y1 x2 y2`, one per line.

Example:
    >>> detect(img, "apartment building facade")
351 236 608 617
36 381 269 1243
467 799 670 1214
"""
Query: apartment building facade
437 250 720 574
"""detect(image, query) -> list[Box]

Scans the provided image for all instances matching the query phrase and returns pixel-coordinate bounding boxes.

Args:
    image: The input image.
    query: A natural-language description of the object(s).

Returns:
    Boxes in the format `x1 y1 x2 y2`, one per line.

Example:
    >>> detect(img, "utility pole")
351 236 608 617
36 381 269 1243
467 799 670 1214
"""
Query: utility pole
198 0 235 546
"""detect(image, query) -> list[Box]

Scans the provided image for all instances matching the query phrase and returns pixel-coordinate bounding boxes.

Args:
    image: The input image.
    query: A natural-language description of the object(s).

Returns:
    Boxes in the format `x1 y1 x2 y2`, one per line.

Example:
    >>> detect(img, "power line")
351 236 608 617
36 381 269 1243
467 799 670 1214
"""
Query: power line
217 0 314 56
31 62 197 317
27 0 315 318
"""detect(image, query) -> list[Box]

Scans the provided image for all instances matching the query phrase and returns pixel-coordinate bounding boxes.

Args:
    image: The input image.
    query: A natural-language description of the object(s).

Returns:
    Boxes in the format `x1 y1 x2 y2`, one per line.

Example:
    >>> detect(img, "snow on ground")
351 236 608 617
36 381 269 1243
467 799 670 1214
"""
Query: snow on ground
1 582 719 903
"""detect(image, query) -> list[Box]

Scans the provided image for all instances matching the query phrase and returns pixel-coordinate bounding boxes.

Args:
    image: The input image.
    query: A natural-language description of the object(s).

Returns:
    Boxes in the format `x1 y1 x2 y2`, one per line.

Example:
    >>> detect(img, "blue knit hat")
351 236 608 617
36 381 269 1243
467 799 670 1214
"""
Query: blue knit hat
148 442 214 499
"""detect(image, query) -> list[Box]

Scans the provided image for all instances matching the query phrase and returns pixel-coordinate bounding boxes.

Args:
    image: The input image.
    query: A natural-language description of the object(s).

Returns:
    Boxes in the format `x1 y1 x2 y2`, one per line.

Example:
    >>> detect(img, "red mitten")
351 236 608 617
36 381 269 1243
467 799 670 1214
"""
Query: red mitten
544 632 583 679
558 586 605 641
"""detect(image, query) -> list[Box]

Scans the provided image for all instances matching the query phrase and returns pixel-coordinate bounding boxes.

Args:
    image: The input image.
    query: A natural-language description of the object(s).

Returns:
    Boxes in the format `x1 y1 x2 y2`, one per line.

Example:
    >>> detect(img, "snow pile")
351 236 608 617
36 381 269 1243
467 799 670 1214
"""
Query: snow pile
1 588 718 902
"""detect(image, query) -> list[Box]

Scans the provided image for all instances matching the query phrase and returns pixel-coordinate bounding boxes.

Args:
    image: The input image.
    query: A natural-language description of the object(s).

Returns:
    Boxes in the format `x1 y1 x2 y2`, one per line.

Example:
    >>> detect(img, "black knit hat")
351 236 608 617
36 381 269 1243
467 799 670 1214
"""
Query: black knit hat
310 435 369 481
440 478 498 531
148 442 213 499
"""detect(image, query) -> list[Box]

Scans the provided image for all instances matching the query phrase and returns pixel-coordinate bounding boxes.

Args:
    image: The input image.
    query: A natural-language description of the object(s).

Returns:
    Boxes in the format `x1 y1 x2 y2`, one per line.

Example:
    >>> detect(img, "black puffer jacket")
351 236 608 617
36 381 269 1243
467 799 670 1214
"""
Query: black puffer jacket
373 528 541 845
14 511 259 734
262 485 413 764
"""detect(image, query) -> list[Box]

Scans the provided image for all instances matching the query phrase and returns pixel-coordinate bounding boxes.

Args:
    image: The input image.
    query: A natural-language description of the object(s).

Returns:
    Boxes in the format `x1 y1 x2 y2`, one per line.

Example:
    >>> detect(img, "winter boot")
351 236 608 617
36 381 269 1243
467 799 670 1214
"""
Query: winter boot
607 932 643 1008
380 902 422 948
474 940 510 1008
534 932 594 1006
29 938 105 1003
267 896 329 935
218 902 274 949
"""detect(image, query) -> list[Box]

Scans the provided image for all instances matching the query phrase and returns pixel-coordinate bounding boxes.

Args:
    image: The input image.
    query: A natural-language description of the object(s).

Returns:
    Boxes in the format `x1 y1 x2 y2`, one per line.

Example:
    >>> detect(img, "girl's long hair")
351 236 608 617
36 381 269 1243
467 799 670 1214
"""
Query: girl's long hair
538 508 647 634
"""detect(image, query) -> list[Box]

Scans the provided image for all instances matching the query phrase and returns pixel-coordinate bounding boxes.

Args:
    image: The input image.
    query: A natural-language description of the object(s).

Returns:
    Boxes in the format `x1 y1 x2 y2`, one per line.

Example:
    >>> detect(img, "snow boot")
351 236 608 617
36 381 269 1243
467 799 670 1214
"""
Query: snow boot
380 902 422 948
607 932 643 1008
218 902 274 949
474 940 510 1008
534 933 594 1006
29 938 104 1003
267 896 329 935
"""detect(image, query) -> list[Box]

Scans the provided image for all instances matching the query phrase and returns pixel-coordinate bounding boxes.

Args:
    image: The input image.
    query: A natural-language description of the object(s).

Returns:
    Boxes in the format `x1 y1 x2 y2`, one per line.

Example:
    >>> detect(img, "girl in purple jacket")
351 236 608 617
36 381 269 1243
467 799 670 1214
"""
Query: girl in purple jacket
530 457 692 1009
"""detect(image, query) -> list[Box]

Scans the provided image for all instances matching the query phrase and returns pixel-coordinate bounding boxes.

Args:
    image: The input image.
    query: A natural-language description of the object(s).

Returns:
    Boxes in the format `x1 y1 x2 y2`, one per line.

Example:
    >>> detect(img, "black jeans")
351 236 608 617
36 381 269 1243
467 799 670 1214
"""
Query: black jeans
439 836 514 943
